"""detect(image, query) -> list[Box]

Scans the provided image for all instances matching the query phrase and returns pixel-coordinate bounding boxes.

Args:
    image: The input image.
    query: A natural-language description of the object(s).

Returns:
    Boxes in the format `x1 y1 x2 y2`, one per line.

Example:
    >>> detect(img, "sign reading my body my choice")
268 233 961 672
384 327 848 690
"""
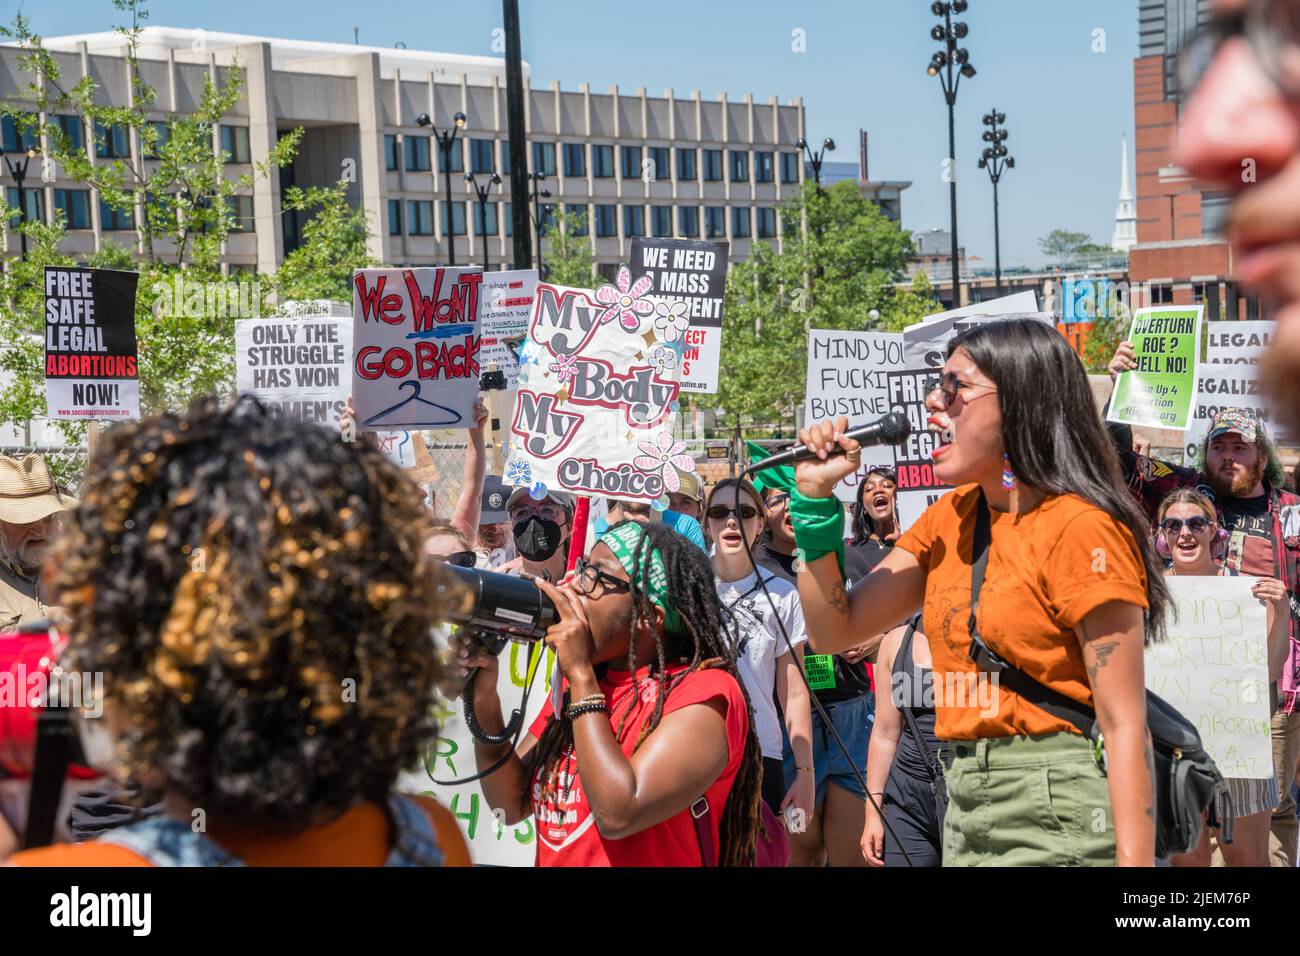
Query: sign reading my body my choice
44 266 140 420
1108 305 1203 431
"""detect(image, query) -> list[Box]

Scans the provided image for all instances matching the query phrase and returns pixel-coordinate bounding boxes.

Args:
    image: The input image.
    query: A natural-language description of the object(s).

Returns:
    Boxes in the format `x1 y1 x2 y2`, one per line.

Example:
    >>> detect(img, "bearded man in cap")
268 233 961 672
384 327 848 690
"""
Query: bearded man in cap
0 454 71 631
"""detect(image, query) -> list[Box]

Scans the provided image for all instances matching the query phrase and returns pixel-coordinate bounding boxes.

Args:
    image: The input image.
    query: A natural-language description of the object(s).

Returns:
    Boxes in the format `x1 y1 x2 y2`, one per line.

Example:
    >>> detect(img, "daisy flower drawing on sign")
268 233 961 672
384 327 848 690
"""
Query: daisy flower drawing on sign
633 433 695 493
594 265 655 331
650 345 677 376
652 299 690 342
548 351 578 383
505 459 532 486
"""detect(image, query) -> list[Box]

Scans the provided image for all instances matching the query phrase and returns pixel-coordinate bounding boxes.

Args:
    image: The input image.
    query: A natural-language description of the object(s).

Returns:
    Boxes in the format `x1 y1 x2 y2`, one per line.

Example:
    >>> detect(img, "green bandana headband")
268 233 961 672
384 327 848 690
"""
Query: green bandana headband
598 522 682 634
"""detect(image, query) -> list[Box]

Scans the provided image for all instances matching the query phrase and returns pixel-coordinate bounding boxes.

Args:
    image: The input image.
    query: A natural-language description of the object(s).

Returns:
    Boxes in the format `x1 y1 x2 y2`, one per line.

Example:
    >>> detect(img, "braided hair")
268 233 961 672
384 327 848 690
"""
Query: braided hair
527 522 764 866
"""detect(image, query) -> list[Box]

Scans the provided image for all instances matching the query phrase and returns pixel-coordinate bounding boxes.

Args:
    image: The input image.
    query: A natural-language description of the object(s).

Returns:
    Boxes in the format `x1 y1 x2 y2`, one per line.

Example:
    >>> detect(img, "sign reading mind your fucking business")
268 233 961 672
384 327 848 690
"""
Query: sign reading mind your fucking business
1107 305 1203 432
44 266 141 420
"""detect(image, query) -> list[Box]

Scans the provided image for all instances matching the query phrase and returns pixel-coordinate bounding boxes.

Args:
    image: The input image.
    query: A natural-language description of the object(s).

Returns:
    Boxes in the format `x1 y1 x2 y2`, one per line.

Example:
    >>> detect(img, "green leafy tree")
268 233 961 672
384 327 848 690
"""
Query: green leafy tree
540 208 598 288
269 180 380 304
1039 229 1093 267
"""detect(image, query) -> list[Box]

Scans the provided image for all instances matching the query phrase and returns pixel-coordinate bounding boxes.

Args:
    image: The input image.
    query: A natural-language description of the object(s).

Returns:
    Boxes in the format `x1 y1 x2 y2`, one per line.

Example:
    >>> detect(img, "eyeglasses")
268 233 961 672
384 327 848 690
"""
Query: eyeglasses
763 493 790 510
440 550 477 568
1161 516 1212 536
706 504 759 522
1178 0 1300 101
934 371 998 411
509 503 565 523
571 557 632 597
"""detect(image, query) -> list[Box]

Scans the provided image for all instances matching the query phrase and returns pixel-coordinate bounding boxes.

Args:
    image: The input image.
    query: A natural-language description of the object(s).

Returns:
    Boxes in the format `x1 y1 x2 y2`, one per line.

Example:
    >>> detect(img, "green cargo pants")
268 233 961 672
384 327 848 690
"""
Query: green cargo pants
941 732 1116 867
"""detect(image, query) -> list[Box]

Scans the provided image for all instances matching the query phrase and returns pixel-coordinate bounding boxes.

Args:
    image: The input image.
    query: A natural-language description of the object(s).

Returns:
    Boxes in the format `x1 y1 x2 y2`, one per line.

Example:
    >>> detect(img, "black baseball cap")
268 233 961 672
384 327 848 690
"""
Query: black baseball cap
481 475 509 523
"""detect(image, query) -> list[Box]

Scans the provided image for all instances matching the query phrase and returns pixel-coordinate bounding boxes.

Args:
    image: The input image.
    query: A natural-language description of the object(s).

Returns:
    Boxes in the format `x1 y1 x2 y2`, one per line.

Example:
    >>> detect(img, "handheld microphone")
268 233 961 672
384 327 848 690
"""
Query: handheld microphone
745 412 912 473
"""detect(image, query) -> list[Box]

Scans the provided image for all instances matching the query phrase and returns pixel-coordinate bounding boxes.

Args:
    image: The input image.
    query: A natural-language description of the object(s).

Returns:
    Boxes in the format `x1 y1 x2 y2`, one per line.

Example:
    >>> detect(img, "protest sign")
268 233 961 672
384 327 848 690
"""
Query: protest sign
43 266 140 420
399 636 554 867
480 269 538 342
804 330 904 503
1147 576 1272 779
1206 320 1274 365
1183 364 1292 459
236 318 352 426
628 238 728 394
1108 306 1203 431
505 278 687 503
351 267 483 431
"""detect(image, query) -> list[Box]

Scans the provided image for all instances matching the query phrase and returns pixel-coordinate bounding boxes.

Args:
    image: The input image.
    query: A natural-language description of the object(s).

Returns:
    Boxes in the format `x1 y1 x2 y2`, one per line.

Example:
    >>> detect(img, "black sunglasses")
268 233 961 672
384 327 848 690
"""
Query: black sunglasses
440 550 478 568
1161 516 1211 536
706 504 759 522
935 371 997 411
573 557 632 596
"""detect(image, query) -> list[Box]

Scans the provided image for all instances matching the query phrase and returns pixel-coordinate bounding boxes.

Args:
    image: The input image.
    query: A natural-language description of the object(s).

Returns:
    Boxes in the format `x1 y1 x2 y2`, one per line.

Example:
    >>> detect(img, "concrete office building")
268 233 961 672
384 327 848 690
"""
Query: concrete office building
0 26 809 278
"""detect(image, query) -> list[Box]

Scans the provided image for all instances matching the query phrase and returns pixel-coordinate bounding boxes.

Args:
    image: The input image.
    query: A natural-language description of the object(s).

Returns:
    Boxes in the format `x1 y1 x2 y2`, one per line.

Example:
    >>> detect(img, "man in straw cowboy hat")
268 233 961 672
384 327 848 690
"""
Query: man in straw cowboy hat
0 454 72 631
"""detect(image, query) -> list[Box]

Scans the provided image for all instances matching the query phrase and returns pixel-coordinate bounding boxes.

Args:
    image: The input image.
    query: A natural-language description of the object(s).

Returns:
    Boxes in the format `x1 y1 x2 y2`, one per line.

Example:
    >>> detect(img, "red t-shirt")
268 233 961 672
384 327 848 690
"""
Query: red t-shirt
526 664 748 867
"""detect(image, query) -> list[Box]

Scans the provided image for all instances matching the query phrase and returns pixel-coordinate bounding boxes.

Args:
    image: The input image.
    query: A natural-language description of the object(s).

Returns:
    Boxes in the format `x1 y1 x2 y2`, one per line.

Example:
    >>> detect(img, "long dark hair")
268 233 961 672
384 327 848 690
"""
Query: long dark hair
526 522 763 865
949 319 1171 641
850 466 898 546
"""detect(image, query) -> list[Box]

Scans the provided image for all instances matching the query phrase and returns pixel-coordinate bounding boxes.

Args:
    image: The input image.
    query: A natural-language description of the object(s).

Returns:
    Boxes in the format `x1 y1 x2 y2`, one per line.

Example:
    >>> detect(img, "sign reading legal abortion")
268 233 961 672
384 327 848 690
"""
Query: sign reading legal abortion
505 275 688 503
43 266 141 420
351 267 482 430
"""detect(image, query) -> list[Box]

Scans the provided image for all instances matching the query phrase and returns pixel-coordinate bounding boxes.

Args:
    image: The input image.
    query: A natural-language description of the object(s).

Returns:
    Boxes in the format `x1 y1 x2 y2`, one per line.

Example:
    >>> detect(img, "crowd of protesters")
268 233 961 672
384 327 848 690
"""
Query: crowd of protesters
4 0 1300 867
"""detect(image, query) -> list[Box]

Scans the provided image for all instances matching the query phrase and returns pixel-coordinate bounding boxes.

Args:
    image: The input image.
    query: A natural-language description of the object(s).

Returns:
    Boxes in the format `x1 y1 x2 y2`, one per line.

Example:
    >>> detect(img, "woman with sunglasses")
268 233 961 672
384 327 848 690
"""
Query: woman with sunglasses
790 318 1171 866
1156 489 1290 867
463 521 765 866
426 521 478 568
705 479 814 828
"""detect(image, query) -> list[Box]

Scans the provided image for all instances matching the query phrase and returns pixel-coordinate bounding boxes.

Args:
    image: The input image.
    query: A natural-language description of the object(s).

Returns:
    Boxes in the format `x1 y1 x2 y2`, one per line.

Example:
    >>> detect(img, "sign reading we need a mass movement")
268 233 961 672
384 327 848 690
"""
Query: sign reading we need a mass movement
1108 306 1203 432
44 266 141 420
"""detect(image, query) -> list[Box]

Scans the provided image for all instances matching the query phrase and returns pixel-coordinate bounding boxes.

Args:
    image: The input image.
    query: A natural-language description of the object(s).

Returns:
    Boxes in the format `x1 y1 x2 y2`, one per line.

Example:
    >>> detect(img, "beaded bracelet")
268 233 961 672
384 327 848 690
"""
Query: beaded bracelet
570 693 606 709
566 701 609 720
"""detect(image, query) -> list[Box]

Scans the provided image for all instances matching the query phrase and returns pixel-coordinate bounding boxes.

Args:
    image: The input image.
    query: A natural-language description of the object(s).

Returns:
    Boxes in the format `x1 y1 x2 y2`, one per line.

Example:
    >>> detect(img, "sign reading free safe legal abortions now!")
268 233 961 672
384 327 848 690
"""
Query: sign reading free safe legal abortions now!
44 266 141 420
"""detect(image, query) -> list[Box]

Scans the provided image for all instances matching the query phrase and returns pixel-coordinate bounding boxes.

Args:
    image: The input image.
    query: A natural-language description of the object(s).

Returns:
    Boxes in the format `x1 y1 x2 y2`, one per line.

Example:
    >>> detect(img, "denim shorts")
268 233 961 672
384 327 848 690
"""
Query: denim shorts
782 692 874 805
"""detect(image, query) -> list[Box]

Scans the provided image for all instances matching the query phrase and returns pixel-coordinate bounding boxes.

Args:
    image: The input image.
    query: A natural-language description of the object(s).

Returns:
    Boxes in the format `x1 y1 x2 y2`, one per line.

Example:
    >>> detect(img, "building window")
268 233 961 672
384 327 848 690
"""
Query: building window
677 148 697 181
648 146 670 181
226 194 254 232
564 202 588 236
385 135 400 171
621 145 643 180
143 121 170 160
563 142 586 178
731 206 751 238
595 204 617 237
1151 284 1173 304
52 188 91 229
501 145 510 175
1 114 39 153
1202 190 1231 238
437 139 463 173
405 136 431 172
388 199 402 236
219 125 251 164
730 150 749 183
703 149 724 181
408 200 434 236
651 205 672 238
592 144 615 178
94 121 131 159
678 206 699 238
532 142 556 176
99 198 133 230
473 201 498 236
624 205 645 237
705 206 725 238
756 207 777 238
53 115 84 153
5 186 44 227
440 200 467 236
780 152 800 183
470 139 495 174
755 151 774 183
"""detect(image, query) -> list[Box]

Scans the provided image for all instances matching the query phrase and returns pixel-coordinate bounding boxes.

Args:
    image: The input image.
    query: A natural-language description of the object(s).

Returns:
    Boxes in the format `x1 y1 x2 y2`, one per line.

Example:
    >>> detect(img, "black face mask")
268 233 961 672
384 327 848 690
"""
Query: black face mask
513 516 564 562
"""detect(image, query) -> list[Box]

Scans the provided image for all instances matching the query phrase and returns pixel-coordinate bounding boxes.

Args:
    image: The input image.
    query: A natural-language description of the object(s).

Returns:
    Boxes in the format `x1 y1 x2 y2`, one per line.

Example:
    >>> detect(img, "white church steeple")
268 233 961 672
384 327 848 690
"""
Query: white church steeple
1112 132 1136 252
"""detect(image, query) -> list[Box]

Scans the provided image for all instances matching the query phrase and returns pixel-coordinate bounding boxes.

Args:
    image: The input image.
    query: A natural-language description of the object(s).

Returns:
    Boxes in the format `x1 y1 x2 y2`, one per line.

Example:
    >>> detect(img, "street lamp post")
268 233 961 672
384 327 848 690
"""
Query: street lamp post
416 111 466 266
795 135 835 194
927 0 975 307
527 172 550 279
977 109 1014 295
465 170 502 271
4 146 40 260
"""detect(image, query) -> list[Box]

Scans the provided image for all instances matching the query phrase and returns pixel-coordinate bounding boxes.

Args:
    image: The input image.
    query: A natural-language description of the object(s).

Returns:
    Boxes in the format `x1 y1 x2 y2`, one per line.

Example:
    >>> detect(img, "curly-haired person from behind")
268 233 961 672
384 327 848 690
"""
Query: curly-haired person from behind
5 397 469 867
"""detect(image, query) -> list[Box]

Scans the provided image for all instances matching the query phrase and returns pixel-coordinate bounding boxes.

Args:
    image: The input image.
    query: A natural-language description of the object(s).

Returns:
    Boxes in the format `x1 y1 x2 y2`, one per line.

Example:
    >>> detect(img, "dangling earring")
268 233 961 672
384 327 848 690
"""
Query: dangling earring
1001 452 1017 492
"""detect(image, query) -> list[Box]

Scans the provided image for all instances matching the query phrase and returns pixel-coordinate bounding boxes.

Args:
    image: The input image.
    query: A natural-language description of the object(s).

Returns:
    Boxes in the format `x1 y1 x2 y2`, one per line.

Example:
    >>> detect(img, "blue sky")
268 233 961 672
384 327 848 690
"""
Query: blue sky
17 0 1139 269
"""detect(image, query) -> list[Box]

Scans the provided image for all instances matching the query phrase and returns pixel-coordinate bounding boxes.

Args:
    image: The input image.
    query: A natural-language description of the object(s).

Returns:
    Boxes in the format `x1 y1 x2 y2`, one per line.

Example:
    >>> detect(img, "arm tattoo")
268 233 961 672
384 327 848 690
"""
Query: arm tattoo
828 582 849 615
1084 635 1120 685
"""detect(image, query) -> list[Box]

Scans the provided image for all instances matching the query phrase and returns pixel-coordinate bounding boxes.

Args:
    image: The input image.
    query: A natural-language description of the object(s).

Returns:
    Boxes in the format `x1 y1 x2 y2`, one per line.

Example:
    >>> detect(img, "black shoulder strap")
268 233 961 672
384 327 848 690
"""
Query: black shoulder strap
897 617 941 786
966 490 1096 736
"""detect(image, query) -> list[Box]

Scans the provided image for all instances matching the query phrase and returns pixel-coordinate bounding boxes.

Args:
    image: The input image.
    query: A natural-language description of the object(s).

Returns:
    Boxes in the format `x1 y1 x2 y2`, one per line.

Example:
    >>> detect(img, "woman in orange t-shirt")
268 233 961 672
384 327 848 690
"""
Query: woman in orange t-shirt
790 318 1171 867
6 397 468 867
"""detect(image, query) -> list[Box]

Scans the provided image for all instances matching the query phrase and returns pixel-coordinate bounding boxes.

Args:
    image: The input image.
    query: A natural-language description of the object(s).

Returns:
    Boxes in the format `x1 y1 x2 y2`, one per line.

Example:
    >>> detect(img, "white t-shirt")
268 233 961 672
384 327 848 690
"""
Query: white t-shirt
715 568 808 759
